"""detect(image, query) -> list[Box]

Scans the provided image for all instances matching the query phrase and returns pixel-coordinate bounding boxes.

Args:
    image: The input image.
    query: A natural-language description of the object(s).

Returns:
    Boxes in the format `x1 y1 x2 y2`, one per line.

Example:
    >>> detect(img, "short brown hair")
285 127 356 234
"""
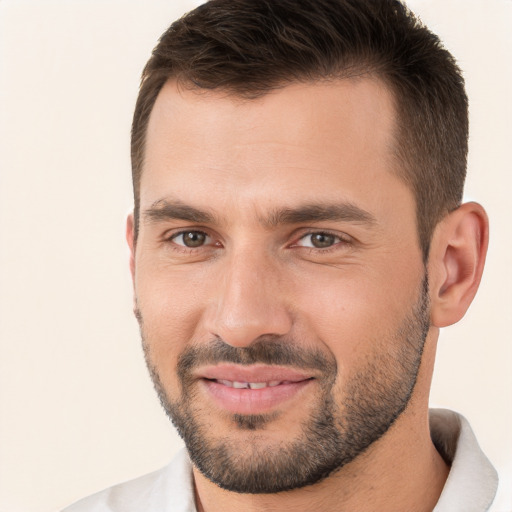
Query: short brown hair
131 0 468 259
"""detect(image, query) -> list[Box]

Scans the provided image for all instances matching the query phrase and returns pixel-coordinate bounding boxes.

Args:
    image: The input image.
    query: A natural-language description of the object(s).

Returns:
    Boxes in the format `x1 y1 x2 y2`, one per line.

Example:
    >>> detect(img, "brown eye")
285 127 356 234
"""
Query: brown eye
172 231 210 248
310 233 336 248
295 232 344 249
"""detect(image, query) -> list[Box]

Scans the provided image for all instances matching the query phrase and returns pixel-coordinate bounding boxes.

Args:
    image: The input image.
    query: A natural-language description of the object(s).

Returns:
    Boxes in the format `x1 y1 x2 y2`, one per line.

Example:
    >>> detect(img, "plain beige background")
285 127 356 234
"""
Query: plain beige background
0 1 511 511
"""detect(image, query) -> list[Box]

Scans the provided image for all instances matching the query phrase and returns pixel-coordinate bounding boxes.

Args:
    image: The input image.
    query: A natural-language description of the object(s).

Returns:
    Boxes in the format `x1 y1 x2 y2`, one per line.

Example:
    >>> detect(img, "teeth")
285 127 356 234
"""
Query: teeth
232 381 249 389
216 380 283 389
248 382 267 389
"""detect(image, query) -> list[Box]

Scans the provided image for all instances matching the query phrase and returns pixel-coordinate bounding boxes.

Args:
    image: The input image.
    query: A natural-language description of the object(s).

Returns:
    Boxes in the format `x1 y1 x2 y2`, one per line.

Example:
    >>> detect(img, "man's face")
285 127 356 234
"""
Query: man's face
130 79 430 493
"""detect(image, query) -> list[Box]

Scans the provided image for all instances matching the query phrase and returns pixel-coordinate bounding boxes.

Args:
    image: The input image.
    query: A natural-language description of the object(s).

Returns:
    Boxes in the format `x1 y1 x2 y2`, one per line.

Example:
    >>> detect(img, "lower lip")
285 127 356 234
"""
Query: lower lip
201 379 313 415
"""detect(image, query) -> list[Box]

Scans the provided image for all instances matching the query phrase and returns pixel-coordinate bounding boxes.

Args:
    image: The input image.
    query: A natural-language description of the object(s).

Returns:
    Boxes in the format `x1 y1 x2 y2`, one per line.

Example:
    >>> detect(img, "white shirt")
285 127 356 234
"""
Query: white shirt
62 409 499 512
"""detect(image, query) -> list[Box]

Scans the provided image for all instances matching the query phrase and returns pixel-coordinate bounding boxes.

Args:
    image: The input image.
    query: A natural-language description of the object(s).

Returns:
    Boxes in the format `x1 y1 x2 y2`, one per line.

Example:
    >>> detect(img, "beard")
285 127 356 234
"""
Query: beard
138 275 430 494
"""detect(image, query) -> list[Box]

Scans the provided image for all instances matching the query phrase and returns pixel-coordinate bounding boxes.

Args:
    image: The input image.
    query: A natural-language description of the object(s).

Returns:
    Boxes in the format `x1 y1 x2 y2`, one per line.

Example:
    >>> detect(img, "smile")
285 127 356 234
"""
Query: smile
214 379 289 389
196 365 315 415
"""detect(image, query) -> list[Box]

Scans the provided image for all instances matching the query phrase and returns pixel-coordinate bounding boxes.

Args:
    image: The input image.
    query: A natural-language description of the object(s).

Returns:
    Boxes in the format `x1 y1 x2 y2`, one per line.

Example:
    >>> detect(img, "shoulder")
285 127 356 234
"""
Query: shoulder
61 449 196 512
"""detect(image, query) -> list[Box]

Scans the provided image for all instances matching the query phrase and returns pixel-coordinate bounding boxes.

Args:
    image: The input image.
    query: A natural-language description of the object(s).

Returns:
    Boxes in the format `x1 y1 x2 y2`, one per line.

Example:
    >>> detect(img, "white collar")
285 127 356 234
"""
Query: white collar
431 408 498 511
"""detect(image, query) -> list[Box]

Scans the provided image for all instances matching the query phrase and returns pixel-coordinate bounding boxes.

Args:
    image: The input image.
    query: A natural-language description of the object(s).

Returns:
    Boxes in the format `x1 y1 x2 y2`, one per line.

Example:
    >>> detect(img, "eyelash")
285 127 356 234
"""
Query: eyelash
163 229 352 254
292 231 352 253
164 230 217 253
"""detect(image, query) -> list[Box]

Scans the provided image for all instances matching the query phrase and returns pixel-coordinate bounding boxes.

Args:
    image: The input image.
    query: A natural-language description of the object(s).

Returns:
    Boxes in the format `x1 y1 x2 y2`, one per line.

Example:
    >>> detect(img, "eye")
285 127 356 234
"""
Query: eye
295 232 344 249
171 230 212 248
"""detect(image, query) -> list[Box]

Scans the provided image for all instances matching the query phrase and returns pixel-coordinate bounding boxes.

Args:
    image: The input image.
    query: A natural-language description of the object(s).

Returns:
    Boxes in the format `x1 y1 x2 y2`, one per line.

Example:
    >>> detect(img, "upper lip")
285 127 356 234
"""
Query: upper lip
196 364 314 384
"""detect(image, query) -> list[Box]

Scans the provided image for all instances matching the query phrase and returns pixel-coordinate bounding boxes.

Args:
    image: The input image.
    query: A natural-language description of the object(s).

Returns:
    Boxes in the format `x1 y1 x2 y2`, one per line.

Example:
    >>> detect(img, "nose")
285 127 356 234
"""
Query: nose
203 249 293 348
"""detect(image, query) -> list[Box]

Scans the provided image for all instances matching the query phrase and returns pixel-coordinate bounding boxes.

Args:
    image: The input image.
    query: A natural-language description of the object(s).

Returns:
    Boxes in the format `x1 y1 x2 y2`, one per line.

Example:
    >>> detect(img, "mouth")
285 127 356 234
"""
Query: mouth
211 379 301 389
196 365 315 415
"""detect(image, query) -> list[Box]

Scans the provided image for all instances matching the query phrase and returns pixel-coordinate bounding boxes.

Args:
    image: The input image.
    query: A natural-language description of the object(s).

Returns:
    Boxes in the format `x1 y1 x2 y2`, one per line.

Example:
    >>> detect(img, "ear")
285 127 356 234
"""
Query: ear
126 213 136 283
428 202 489 327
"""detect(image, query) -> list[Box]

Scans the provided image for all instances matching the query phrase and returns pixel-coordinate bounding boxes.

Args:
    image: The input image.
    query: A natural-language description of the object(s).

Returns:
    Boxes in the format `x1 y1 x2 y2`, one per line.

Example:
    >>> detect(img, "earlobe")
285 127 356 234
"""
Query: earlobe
126 213 136 282
428 202 489 328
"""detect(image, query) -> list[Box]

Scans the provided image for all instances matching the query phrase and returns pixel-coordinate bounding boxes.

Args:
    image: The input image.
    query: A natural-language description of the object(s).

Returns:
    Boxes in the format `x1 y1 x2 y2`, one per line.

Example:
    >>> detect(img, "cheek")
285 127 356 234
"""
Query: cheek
135 264 211 383
136 254 210 325
291 267 422 370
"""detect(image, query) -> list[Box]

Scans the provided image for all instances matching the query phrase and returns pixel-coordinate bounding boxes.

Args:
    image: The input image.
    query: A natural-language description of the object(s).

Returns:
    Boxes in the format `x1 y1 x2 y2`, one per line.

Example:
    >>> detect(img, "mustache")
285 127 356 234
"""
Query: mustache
177 335 337 380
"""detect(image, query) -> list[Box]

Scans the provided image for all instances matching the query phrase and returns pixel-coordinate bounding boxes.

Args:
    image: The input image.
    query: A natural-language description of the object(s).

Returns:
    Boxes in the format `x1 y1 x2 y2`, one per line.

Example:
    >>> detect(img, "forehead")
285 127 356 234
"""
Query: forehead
141 78 407 219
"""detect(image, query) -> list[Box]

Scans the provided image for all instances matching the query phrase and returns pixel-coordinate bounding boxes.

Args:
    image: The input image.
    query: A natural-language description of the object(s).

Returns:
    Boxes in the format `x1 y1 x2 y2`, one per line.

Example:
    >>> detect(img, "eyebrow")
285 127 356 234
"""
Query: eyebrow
143 199 217 224
143 199 376 227
264 203 377 227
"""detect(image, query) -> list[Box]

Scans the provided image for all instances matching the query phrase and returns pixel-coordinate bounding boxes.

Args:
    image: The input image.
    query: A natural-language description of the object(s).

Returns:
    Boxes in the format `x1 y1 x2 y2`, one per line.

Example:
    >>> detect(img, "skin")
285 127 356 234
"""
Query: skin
127 78 488 512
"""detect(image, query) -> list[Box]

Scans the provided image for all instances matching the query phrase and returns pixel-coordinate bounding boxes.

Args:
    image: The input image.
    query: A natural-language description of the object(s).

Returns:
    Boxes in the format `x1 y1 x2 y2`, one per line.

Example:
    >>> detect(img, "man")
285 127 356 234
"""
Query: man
64 0 498 510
